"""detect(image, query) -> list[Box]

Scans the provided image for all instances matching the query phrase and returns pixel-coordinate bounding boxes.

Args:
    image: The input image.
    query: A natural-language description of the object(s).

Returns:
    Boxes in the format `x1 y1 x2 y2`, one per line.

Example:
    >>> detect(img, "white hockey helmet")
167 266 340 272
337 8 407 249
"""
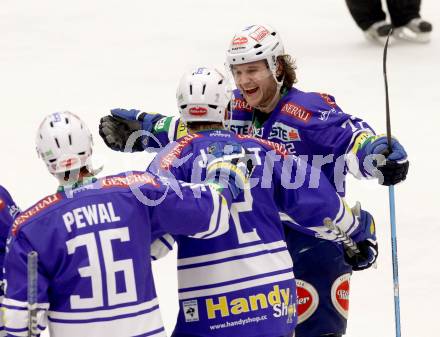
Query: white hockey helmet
177 67 231 124
226 24 285 83
36 111 93 174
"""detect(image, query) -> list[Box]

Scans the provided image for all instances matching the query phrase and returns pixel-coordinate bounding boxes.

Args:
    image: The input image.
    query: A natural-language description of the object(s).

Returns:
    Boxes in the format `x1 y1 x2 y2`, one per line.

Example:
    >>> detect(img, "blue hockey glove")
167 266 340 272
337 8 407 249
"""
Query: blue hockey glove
364 135 409 186
111 108 142 121
206 142 254 199
345 207 378 271
98 109 161 152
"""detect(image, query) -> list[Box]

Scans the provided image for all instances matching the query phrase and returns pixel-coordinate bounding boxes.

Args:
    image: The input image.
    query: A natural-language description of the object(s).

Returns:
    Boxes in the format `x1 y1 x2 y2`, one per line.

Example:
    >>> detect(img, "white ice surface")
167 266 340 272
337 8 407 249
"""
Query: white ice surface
1 1 439 336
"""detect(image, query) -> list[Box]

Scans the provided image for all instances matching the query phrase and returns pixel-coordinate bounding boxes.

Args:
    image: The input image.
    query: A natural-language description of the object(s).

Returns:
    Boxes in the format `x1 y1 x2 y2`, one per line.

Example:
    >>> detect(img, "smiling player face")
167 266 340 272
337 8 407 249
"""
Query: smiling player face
231 60 278 110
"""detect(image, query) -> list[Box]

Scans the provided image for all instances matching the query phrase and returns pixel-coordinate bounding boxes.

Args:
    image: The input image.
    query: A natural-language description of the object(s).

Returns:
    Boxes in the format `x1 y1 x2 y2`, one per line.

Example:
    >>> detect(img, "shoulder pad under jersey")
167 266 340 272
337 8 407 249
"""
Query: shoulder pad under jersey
275 88 350 129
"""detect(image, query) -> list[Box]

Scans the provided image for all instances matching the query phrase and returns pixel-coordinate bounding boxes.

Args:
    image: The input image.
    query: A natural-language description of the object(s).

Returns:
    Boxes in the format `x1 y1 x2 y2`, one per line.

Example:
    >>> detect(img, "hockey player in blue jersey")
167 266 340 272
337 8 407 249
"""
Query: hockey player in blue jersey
146 67 378 337
0 185 20 336
222 25 409 337
0 186 20 282
2 112 243 337
98 25 408 337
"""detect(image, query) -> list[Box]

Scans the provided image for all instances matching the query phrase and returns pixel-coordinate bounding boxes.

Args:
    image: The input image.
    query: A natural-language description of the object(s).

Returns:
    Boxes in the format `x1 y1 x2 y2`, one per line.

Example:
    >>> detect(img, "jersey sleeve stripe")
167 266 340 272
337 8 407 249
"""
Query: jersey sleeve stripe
48 298 159 320
132 327 167 337
159 236 173 250
150 235 175 260
334 198 359 236
162 233 175 247
2 298 49 310
201 194 230 239
47 306 165 337
4 329 27 337
279 212 300 226
48 305 159 324
189 188 229 239
3 307 47 336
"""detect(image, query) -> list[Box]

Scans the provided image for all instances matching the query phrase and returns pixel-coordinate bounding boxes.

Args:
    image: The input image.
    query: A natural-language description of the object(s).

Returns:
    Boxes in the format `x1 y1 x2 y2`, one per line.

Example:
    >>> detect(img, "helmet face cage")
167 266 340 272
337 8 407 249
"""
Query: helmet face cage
35 111 93 174
177 67 232 125
226 24 285 85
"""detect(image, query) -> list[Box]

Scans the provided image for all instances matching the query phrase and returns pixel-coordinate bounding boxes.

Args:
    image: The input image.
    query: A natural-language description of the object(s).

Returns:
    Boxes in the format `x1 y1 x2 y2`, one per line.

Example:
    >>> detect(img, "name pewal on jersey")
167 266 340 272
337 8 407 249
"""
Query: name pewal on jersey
3 172 230 337
148 130 359 337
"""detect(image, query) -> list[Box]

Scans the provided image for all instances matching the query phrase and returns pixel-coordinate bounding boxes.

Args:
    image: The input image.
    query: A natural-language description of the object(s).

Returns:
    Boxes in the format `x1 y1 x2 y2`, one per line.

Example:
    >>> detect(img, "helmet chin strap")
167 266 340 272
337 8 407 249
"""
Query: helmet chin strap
56 161 103 187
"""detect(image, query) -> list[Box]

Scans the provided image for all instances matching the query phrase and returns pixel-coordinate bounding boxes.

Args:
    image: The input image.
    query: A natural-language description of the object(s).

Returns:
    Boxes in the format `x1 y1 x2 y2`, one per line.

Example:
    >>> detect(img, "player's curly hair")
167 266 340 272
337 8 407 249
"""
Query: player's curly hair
277 55 298 88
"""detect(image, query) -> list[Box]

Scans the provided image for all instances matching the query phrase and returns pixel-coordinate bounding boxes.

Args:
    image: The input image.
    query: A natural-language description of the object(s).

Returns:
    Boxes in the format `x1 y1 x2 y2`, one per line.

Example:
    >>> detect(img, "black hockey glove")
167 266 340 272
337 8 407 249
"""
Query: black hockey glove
364 135 409 186
377 160 409 186
99 115 144 152
345 239 379 271
345 207 378 271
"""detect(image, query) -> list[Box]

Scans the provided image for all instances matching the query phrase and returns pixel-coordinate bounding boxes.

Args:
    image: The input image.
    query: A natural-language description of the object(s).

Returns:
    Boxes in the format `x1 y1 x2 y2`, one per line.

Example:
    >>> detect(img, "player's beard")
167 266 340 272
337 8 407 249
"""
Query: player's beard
249 78 280 113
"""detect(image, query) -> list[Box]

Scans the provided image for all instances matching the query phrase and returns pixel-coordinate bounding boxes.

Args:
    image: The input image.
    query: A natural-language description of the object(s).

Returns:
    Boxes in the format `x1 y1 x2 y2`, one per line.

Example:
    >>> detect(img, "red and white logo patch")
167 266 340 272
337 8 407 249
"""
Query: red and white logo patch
189 107 208 116
296 279 319 324
281 102 312 123
331 273 351 319
160 133 202 170
319 93 337 108
232 36 248 45
12 193 62 235
250 26 270 43
232 97 253 112
0 198 5 211
60 157 79 168
102 173 159 189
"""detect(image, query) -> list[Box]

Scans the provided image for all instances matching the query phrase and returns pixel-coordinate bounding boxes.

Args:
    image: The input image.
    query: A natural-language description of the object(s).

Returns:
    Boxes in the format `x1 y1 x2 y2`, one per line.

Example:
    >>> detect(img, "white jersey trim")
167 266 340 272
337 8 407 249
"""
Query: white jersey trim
48 298 159 320
48 308 165 337
2 297 50 310
190 187 229 239
178 249 293 290
178 240 287 266
179 271 294 300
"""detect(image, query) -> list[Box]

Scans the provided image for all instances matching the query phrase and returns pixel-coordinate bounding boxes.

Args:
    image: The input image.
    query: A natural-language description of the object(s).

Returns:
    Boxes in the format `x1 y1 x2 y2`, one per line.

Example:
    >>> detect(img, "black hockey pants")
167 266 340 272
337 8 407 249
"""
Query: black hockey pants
345 0 421 30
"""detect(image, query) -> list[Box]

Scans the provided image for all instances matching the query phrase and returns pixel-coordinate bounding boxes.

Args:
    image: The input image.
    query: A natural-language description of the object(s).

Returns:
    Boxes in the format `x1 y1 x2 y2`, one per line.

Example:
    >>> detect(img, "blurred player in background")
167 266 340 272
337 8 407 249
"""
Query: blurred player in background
2 112 240 337
0 185 20 337
99 24 409 337
345 0 433 43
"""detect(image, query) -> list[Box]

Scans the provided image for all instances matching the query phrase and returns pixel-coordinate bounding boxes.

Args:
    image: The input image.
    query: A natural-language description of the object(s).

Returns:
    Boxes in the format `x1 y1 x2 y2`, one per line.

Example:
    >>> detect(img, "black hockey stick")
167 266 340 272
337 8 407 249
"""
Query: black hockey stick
383 29 402 337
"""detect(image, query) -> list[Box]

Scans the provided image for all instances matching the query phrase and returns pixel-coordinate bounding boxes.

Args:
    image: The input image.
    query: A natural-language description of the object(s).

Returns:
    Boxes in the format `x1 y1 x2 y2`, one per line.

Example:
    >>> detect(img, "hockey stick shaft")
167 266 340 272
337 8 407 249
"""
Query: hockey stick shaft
27 251 38 337
383 30 402 337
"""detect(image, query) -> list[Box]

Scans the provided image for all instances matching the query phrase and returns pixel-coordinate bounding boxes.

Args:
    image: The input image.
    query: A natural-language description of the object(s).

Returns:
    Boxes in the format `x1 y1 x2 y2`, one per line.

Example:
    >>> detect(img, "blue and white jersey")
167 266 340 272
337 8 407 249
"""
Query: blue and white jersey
148 130 359 337
0 185 20 337
3 172 231 337
230 88 377 195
